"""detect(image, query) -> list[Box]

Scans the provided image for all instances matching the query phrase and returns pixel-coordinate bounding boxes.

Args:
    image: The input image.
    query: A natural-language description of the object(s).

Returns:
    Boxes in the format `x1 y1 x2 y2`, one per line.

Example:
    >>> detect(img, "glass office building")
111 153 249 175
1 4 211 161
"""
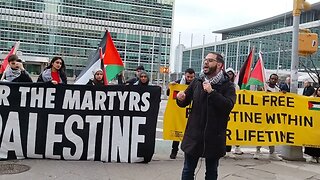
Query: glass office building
0 0 173 80
182 2 320 75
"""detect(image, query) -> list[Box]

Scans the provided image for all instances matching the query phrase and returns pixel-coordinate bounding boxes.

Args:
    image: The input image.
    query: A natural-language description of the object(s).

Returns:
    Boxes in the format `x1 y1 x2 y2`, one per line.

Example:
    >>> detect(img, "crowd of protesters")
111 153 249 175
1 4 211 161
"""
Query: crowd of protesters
1 53 319 180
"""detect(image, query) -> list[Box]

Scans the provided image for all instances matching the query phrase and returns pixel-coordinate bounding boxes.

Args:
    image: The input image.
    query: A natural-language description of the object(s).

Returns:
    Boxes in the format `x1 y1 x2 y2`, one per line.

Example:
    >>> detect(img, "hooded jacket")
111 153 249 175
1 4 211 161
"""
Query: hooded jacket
176 72 236 158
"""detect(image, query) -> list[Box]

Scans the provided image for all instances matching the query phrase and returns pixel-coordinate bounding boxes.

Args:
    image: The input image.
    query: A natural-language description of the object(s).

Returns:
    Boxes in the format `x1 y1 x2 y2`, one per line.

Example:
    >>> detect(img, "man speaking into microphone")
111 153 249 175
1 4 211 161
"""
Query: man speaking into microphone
176 52 236 180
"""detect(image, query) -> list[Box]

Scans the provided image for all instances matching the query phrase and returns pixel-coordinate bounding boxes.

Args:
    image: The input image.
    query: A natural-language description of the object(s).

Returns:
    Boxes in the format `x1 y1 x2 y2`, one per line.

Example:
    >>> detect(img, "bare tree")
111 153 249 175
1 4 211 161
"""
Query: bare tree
299 57 320 85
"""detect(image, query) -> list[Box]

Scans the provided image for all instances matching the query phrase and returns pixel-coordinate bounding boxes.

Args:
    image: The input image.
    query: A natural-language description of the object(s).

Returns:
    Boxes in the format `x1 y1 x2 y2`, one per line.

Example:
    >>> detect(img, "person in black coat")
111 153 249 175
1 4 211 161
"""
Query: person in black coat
166 68 195 159
303 80 315 96
279 76 290 92
134 71 149 86
125 65 144 85
176 52 236 180
87 69 104 86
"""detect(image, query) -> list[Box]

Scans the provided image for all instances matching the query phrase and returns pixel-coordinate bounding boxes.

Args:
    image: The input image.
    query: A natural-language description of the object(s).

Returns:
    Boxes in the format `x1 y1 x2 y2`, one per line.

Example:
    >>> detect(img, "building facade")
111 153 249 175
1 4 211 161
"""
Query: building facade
0 0 174 81
181 2 320 76
173 44 185 73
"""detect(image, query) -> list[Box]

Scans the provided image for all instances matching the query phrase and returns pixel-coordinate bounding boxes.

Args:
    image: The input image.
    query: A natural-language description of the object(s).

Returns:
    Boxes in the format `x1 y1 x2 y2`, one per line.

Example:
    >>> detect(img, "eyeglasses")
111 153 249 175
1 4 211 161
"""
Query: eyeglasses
204 58 218 63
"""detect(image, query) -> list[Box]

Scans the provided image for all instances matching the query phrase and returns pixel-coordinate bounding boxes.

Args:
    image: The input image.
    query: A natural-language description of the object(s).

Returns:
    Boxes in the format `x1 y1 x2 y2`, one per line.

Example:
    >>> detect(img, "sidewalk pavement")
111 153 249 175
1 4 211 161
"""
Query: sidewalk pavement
1 142 319 180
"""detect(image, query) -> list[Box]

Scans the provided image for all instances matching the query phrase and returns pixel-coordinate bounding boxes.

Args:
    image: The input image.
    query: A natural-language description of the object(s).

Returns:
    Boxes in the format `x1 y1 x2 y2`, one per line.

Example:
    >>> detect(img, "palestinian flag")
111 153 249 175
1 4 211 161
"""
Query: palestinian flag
75 31 107 84
75 31 124 85
247 52 267 90
103 31 124 82
308 101 320 111
1 41 20 73
237 48 254 90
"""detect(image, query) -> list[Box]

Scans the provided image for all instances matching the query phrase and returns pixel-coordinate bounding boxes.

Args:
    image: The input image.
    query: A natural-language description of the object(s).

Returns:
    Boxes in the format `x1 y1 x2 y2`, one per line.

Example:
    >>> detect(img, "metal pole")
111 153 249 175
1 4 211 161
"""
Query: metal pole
124 29 128 66
235 41 240 72
202 34 205 59
259 41 262 52
290 16 299 94
281 14 305 161
151 31 155 83
189 33 193 68
200 34 205 71
224 43 228 67
157 0 163 85
276 44 281 74
163 32 168 88
138 31 142 66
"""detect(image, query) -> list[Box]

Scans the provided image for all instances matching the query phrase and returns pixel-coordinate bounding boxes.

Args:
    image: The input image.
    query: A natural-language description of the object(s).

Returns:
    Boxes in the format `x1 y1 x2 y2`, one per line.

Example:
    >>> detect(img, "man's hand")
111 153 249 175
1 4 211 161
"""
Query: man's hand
203 81 213 93
16 62 25 71
176 91 186 101
51 80 58 85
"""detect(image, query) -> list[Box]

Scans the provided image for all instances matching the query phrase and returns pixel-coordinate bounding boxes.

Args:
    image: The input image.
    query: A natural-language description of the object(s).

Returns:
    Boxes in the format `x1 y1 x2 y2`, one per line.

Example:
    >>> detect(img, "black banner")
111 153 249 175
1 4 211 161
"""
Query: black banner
0 82 161 163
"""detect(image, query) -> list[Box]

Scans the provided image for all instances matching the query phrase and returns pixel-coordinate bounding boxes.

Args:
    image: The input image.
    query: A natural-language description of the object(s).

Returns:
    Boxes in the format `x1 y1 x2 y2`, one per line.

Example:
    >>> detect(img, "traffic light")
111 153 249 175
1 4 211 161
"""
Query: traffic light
298 29 318 57
160 66 169 74
293 0 311 16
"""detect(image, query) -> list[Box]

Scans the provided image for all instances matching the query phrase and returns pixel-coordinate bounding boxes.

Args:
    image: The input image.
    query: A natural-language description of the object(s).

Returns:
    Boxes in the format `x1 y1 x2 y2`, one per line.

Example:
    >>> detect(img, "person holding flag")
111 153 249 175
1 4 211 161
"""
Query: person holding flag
1 54 32 82
87 69 105 86
243 52 282 161
75 31 124 85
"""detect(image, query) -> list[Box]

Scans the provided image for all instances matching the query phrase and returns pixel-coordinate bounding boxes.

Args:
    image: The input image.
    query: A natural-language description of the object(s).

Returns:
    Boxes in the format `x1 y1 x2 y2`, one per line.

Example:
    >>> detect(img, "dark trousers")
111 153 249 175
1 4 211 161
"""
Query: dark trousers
172 141 180 152
181 153 219 180
226 145 232 152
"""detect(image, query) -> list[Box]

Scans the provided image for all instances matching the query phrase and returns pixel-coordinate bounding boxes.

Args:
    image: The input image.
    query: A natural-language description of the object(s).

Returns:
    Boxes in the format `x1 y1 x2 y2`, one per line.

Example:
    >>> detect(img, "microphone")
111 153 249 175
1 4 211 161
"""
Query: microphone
199 73 206 82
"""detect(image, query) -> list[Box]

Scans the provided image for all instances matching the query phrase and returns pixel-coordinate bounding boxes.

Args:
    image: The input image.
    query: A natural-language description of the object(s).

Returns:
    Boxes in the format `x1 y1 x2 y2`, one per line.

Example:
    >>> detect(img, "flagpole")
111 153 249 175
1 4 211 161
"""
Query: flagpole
99 47 108 85
151 31 155 83
224 43 228 68
157 0 164 85
138 31 142 66
201 34 205 71
259 41 262 52
202 34 205 59
124 29 128 66
163 32 168 88
235 41 240 72
276 44 281 74
189 33 193 68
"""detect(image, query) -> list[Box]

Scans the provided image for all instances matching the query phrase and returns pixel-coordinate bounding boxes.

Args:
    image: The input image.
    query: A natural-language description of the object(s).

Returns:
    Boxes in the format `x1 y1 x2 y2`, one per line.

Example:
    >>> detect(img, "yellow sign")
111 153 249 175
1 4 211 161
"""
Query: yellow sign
163 87 320 147
163 84 189 141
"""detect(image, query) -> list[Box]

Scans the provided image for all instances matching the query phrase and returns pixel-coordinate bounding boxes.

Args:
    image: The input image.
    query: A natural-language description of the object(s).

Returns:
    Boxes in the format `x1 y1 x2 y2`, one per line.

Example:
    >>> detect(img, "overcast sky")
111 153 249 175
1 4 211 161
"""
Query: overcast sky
170 0 319 67
172 0 319 47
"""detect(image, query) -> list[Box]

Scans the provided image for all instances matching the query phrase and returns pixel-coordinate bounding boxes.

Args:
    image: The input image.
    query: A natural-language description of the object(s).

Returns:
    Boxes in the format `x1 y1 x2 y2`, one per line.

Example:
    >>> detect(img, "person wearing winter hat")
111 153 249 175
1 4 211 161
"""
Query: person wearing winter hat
134 71 149 86
87 68 104 86
126 65 145 85
225 68 243 158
